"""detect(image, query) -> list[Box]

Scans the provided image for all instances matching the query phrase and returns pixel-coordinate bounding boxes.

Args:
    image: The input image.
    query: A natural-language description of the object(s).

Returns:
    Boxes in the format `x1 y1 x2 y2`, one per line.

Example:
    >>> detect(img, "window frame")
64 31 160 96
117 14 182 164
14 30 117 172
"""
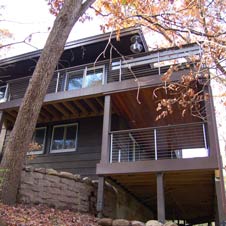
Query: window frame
50 123 78 154
83 65 105 88
28 127 47 155
65 65 105 91
0 84 9 103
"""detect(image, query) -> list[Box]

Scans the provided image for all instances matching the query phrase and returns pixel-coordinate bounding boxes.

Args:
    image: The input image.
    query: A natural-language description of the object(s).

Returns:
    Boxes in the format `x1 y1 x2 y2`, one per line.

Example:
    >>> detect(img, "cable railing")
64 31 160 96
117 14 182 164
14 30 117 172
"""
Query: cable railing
109 122 208 163
2 44 201 102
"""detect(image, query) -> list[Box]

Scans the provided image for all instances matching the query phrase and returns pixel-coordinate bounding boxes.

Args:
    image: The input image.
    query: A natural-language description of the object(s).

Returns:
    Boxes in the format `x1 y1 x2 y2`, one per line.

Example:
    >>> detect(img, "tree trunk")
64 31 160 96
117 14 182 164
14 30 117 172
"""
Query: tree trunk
0 0 95 204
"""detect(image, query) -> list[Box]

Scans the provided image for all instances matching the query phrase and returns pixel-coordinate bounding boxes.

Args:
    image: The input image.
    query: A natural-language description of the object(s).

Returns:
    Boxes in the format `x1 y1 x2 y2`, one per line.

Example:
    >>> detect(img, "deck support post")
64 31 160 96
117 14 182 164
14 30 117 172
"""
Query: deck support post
101 95 111 163
0 111 6 161
157 172 165 223
205 85 226 222
0 111 4 133
96 176 105 218
215 170 226 226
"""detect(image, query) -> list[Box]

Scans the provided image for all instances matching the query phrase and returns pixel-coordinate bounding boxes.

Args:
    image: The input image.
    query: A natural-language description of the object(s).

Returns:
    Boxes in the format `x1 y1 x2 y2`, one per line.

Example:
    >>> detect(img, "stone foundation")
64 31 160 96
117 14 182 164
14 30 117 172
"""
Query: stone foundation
19 167 153 221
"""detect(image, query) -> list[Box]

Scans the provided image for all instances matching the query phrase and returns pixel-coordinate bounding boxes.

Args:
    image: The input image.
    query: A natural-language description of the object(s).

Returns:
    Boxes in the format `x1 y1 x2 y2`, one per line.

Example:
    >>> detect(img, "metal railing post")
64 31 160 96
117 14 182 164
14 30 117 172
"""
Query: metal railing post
119 59 122 82
118 149 121 163
202 123 208 151
154 128 158 160
110 133 113 163
55 72 60 93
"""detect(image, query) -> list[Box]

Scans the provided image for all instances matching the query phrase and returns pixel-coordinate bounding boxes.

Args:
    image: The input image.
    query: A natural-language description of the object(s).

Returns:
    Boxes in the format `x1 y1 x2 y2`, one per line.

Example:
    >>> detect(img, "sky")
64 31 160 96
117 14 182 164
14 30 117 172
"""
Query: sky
0 0 103 58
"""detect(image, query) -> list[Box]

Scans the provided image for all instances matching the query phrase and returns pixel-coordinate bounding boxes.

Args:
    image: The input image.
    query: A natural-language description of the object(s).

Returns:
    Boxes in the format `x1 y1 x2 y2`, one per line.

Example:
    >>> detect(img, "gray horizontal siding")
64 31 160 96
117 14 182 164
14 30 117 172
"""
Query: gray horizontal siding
27 116 103 178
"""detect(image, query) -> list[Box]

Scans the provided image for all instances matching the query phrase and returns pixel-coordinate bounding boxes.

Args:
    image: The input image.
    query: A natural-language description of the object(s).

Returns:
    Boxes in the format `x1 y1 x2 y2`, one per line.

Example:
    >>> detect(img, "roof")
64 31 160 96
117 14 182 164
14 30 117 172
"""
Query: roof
0 27 147 67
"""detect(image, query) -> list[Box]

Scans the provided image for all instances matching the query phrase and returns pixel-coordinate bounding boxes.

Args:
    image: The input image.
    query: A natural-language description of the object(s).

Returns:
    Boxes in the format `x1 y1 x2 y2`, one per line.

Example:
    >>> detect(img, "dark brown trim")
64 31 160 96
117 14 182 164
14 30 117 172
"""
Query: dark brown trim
96 157 218 175
100 95 111 163
157 172 165 223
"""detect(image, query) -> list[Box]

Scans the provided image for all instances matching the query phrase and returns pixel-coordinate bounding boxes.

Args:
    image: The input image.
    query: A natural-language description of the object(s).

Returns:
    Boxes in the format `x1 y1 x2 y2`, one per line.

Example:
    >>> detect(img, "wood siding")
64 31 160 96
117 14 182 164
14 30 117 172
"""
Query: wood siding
27 116 103 178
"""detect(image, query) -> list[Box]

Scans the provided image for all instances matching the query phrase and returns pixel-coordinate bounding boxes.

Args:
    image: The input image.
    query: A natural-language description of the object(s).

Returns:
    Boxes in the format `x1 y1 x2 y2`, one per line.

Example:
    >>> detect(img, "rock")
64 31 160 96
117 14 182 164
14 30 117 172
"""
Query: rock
46 168 59 176
82 177 92 184
98 218 113 226
24 166 33 172
33 168 46 174
131 220 145 226
146 220 163 226
74 174 81 181
59 171 74 179
164 223 178 226
112 219 130 226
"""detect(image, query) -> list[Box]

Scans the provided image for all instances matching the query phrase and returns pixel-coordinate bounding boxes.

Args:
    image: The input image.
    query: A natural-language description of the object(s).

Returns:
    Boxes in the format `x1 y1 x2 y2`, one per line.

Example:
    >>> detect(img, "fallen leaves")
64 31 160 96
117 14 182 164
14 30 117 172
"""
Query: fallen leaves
0 203 98 226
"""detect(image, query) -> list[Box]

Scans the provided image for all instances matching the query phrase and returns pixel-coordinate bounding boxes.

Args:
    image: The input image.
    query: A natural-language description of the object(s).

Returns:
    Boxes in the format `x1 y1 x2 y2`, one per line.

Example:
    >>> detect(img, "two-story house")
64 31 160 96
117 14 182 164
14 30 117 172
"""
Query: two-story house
0 28 225 225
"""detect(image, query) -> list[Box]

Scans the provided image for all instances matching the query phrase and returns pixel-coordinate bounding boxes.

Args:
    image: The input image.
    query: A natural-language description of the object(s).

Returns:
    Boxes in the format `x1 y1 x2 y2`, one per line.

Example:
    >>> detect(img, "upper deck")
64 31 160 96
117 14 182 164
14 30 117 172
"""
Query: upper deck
0 43 201 112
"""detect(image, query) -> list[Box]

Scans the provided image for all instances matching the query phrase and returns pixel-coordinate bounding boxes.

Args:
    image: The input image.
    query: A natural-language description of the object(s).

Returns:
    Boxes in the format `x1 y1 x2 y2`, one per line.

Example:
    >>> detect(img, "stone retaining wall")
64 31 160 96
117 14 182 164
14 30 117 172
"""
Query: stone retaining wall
19 167 153 221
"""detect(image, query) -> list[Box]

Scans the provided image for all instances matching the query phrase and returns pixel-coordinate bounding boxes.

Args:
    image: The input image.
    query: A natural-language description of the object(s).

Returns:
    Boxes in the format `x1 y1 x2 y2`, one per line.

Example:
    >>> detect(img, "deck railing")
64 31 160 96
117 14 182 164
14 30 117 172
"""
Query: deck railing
2 44 201 102
109 122 208 163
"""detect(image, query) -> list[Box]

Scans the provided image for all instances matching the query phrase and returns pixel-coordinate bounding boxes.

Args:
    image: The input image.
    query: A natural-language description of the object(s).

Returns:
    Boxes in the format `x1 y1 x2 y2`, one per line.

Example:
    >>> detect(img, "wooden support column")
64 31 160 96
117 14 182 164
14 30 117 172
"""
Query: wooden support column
205 85 226 217
101 95 111 163
157 172 165 223
0 111 4 133
96 176 105 217
215 170 226 226
0 111 6 161
204 85 221 158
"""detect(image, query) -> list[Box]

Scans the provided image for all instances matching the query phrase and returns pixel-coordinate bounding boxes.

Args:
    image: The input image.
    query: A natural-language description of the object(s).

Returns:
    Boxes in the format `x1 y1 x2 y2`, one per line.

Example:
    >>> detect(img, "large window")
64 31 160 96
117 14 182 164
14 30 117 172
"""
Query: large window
66 66 104 91
28 127 47 155
50 123 78 153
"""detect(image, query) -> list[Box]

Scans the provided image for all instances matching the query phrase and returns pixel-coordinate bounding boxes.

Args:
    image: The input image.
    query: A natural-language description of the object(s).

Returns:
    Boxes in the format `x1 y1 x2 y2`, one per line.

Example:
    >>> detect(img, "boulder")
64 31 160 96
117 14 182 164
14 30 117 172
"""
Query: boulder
59 171 74 179
74 174 81 181
131 220 145 226
98 218 113 226
146 220 163 226
112 219 130 226
82 177 92 184
33 168 46 174
164 222 178 226
46 168 59 176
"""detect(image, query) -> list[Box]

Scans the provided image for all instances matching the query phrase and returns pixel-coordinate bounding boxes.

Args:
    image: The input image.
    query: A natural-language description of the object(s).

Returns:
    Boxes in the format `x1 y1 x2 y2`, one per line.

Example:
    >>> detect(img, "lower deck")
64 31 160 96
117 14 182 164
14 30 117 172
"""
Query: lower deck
107 169 215 224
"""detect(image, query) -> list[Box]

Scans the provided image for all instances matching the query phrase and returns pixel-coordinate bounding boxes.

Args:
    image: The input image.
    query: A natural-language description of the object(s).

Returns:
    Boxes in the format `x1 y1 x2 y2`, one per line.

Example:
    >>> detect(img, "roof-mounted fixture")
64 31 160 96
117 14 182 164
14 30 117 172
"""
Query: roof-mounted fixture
130 35 143 53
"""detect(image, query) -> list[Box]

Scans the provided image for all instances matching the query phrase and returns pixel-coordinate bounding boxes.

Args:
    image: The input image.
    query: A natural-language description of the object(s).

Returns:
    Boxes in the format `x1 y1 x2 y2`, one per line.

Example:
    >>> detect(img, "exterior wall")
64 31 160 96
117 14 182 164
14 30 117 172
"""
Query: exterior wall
1 115 128 178
27 116 103 178
19 167 153 221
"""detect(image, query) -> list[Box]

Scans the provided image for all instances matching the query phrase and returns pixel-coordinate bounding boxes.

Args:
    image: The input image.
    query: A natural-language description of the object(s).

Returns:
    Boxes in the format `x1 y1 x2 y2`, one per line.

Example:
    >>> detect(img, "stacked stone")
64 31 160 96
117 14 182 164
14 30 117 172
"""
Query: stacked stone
19 167 96 214
98 219 178 226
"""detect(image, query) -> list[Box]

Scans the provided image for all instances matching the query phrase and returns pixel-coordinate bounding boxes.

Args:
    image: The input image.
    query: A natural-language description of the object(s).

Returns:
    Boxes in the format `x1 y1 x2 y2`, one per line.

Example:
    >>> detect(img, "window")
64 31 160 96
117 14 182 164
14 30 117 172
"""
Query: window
65 66 104 91
0 85 8 103
28 127 47 155
50 123 78 153
66 70 84 91
84 67 104 88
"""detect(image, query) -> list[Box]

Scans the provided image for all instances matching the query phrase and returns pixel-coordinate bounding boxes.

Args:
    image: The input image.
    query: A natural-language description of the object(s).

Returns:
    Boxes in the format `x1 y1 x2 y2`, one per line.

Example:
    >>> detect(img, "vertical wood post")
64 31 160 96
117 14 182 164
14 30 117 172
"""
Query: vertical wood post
96 176 105 217
205 85 221 158
0 111 4 133
157 172 165 223
0 111 5 160
205 85 226 217
101 95 111 163
215 170 226 226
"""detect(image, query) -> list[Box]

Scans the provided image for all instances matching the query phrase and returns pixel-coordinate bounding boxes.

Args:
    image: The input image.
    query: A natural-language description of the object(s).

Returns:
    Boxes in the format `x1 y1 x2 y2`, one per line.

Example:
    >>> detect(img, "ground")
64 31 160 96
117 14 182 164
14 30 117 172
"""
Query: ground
0 203 98 226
